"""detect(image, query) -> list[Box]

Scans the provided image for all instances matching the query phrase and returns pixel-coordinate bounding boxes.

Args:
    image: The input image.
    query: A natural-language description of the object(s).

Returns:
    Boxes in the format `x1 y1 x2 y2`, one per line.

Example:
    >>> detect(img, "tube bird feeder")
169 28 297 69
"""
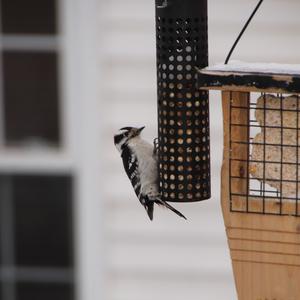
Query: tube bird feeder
155 0 210 202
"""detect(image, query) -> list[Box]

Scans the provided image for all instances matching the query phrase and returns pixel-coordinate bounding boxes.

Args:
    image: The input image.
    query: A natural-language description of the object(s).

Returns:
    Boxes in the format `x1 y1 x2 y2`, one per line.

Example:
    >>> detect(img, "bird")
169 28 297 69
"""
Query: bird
114 126 186 221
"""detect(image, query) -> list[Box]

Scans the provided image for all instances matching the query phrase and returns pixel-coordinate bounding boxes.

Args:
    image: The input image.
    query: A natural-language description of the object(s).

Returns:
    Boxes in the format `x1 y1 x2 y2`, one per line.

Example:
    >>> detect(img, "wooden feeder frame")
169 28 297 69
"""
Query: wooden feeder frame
198 65 300 300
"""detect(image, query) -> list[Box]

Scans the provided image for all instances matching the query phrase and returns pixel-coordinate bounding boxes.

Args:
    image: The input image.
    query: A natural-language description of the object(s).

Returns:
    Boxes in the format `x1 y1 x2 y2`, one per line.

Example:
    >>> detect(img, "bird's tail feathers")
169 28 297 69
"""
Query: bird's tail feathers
144 202 154 221
155 198 187 220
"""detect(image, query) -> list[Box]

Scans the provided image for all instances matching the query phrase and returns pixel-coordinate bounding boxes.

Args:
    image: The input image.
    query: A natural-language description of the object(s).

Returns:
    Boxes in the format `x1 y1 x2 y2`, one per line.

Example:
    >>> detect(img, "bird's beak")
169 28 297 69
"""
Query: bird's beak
137 126 145 134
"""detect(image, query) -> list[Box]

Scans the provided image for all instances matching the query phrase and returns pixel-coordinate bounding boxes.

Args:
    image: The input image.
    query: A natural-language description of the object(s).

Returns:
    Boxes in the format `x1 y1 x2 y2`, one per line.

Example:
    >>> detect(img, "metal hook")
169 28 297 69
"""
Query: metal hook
157 0 168 9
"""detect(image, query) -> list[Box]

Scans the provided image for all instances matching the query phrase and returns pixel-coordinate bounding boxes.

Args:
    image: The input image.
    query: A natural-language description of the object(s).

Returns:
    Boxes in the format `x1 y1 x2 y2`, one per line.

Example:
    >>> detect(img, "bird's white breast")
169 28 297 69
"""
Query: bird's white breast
128 137 159 197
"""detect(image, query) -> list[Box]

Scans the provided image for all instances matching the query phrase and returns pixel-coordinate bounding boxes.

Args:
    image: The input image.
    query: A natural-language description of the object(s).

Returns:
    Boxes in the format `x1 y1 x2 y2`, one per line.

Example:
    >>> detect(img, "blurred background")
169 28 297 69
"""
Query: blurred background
0 0 299 299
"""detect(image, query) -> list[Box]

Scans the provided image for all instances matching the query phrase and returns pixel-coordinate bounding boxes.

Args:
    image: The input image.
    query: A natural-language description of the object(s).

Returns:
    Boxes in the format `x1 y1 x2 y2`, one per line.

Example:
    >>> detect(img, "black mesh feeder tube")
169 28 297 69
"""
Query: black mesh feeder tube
155 0 210 202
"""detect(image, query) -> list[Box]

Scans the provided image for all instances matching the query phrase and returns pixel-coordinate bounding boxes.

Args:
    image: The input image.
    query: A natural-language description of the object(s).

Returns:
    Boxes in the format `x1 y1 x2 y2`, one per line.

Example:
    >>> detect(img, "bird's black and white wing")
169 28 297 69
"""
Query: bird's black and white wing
121 146 141 199
115 128 186 221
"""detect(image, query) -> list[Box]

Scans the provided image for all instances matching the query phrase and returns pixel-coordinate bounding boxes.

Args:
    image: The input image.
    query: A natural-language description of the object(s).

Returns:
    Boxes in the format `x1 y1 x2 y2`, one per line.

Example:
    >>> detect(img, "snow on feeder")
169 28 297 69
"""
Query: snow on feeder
155 0 210 202
198 61 300 300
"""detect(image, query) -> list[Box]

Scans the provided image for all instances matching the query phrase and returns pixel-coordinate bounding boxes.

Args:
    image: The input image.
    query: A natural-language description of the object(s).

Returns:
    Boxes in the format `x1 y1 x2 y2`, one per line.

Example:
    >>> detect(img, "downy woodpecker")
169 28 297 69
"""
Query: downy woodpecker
114 126 186 220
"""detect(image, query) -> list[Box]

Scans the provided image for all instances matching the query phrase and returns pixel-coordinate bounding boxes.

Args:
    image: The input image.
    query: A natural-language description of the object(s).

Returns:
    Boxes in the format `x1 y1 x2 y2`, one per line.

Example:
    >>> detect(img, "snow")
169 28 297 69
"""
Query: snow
205 60 300 76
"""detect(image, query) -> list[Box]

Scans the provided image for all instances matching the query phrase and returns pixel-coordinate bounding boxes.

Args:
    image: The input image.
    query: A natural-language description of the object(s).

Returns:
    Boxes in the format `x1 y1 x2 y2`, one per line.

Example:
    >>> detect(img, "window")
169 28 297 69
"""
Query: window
0 175 74 300
0 0 60 148
0 1 75 299
1 0 56 34
2 51 59 147
16 283 73 300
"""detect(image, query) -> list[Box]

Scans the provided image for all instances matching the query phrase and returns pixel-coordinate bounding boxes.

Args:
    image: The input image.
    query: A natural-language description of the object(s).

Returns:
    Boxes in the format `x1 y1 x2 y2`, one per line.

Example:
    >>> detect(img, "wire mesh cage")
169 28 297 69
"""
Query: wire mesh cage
198 64 300 216
229 92 300 216
155 0 210 202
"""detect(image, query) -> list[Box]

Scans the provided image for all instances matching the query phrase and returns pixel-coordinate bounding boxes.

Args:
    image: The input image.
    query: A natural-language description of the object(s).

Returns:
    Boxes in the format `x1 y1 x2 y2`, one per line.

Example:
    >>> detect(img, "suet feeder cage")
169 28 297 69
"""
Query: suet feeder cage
198 62 300 300
155 0 210 203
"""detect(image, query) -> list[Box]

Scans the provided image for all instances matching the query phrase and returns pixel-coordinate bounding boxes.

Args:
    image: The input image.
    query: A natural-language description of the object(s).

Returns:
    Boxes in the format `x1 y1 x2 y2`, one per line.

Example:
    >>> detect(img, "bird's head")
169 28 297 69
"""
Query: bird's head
114 126 145 152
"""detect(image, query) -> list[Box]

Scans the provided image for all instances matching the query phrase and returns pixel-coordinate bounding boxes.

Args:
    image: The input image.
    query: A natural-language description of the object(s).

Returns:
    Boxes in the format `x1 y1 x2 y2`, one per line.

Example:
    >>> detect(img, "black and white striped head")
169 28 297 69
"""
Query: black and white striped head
114 126 145 152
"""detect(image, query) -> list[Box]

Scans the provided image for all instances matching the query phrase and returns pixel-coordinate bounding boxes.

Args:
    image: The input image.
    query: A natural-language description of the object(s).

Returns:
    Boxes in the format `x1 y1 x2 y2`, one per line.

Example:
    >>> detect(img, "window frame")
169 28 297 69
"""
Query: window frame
0 0 70 171
66 0 106 299
0 0 105 299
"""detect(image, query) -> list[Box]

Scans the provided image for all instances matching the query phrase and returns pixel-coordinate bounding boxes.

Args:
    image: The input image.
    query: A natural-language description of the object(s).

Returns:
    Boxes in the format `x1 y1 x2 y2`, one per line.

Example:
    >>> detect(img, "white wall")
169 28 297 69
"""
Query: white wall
99 1 300 299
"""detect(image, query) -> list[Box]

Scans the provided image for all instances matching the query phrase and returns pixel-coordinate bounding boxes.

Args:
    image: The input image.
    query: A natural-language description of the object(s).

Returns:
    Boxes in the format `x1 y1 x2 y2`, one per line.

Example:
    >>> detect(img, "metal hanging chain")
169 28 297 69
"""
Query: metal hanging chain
225 0 264 64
